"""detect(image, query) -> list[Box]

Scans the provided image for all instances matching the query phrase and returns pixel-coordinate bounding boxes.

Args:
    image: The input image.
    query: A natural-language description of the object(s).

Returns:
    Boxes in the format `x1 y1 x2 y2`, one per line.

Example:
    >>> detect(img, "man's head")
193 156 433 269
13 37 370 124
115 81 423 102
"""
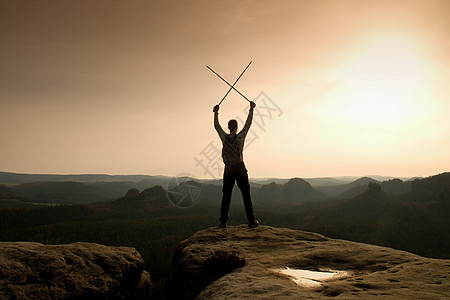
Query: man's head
228 119 238 133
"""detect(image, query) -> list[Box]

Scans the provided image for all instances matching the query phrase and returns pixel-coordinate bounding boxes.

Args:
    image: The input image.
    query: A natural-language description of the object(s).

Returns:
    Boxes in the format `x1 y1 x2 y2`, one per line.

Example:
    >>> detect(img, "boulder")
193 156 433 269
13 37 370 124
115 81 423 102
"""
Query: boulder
0 242 151 299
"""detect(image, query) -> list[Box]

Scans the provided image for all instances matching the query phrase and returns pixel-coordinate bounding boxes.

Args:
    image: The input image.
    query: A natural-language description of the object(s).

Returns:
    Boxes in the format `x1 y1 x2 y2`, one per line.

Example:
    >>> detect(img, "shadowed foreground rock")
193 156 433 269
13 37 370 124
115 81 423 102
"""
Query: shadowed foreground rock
0 242 151 299
167 225 450 299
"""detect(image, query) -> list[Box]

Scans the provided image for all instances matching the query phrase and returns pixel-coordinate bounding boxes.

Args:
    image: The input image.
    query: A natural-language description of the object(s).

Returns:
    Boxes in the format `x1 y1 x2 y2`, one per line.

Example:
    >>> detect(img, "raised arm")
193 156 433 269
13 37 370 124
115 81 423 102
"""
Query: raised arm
239 101 256 136
213 105 226 140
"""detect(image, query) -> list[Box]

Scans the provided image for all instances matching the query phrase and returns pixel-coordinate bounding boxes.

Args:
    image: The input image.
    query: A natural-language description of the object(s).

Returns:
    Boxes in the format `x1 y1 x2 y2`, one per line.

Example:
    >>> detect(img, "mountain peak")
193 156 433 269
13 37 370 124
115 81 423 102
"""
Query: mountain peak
285 177 311 187
367 181 382 194
115 185 169 209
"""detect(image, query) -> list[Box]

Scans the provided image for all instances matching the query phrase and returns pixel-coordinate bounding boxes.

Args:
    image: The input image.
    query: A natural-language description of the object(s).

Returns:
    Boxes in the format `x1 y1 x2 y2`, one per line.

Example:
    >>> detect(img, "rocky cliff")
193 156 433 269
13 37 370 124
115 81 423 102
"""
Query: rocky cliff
167 225 450 299
0 242 151 299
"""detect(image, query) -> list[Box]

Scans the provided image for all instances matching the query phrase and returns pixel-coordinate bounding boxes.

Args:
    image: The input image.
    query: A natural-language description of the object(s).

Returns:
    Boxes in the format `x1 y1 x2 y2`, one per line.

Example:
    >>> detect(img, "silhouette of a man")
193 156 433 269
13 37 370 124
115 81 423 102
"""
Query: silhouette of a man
213 102 259 228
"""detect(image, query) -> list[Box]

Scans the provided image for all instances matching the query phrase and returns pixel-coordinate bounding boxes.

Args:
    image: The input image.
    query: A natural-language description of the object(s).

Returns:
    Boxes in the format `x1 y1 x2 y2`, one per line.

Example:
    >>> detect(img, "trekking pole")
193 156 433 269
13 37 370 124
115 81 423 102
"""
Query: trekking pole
206 65 251 103
215 61 252 105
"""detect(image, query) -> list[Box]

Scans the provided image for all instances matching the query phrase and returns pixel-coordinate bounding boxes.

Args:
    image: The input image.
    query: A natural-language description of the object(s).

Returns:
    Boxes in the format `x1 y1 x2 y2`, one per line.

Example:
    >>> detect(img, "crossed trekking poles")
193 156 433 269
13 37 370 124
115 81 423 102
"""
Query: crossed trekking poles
207 61 253 105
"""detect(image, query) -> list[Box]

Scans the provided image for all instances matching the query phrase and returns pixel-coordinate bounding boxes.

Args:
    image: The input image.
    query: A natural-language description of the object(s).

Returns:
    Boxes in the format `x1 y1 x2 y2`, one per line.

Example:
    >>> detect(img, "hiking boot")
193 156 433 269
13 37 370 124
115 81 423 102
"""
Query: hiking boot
248 220 259 228
219 223 227 228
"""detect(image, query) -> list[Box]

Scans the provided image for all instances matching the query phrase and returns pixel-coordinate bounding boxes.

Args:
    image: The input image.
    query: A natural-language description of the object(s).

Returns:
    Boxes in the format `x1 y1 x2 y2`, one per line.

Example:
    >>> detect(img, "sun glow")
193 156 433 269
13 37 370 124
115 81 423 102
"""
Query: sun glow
334 34 425 127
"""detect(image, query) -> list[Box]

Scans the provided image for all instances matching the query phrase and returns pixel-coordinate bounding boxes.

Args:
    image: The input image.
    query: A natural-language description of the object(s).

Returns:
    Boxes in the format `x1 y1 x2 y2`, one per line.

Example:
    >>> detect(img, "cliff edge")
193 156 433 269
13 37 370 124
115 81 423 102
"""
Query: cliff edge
167 225 449 299
0 242 151 299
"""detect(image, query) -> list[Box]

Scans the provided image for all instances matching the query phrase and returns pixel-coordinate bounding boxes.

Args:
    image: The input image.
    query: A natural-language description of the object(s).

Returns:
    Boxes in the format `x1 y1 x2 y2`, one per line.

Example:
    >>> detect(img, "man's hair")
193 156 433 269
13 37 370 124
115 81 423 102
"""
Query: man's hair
228 119 238 131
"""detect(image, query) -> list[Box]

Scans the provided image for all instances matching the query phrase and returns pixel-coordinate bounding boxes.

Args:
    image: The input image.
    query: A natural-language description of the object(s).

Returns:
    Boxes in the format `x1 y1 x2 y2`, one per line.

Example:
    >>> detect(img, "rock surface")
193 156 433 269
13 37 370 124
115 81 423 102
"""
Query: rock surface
168 225 450 299
0 242 151 299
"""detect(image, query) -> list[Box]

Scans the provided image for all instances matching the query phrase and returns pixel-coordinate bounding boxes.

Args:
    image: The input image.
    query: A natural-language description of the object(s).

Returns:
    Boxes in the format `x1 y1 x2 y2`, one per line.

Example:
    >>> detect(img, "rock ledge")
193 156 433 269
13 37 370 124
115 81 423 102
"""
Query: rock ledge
168 225 449 299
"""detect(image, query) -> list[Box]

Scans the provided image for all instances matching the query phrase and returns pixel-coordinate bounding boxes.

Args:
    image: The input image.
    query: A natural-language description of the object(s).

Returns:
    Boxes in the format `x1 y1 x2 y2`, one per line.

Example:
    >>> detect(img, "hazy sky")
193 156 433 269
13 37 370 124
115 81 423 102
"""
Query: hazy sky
1 0 449 179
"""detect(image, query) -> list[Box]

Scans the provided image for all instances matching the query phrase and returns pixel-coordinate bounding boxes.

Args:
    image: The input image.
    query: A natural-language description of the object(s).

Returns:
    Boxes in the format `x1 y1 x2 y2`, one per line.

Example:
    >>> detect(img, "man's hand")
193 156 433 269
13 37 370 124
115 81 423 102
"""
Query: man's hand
250 101 256 109
213 105 220 113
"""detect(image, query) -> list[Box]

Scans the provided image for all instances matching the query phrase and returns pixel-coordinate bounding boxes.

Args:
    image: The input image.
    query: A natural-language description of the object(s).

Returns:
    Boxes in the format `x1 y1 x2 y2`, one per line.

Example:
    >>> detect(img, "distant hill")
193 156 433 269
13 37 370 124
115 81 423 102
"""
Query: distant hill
318 177 412 199
409 172 450 202
114 186 171 210
314 177 378 197
303 177 351 187
282 178 325 200
0 184 33 208
257 178 325 207
330 182 391 215
86 181 134 199
0 171 169 185
14 181 109 204
249 178 290 185
134 178 174 191
0 184 24 200
287 177 450 258
381 178 411 195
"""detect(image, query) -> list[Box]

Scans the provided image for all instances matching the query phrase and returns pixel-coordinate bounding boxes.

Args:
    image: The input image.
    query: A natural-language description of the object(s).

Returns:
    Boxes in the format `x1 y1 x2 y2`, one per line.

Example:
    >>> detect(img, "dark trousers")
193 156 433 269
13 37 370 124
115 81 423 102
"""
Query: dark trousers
220 161 255 224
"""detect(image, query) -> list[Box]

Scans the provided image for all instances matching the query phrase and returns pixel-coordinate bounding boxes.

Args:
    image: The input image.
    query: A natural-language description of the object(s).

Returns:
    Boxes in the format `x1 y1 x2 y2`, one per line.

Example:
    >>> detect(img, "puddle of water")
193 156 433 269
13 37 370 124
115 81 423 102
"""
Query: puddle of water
273 267 349 287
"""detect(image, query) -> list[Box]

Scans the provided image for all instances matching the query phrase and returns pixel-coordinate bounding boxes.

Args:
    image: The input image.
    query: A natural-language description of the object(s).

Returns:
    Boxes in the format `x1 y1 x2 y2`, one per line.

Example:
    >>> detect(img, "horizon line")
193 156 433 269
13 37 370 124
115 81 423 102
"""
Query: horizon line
0 170 436 181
